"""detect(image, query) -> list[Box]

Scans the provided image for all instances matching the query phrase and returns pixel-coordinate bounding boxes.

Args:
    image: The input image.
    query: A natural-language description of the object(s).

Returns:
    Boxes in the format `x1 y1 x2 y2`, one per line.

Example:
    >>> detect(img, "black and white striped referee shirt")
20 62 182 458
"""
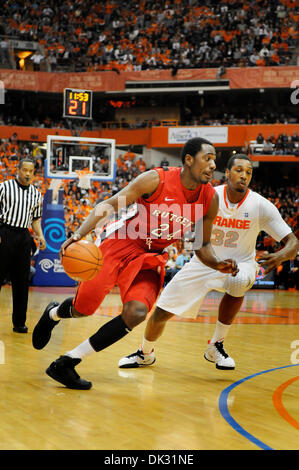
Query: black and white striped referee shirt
0 178 42 229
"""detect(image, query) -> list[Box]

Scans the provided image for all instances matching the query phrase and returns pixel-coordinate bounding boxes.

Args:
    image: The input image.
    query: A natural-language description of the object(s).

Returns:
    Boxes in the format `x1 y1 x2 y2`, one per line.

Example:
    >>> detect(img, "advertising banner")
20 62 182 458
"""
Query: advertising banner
32 189 76 287
0 66 297 93
168 127 228 144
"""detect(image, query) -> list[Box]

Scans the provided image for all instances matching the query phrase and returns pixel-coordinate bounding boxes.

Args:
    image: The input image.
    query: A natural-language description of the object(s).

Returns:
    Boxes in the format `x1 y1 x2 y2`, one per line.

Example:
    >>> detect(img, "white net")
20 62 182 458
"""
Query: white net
76 170 94 189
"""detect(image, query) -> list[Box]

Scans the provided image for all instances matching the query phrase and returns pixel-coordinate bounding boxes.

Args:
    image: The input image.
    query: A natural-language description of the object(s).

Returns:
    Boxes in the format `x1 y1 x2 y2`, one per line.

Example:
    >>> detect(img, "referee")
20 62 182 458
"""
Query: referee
0 157 46 333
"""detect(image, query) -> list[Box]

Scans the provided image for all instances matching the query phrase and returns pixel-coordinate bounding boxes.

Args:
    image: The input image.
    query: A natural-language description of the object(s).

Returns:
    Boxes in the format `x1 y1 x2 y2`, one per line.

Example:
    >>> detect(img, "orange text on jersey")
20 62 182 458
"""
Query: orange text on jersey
213 216 251 229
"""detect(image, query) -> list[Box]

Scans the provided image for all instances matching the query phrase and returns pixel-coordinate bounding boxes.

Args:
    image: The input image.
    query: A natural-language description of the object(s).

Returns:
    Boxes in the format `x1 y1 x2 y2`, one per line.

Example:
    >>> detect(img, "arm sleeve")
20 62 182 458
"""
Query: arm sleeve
259 197 292 242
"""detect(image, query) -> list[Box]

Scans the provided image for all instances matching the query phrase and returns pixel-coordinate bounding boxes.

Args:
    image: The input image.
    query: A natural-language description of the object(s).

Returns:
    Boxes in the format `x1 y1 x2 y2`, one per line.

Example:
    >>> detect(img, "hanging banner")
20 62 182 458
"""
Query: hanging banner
0 67 297 92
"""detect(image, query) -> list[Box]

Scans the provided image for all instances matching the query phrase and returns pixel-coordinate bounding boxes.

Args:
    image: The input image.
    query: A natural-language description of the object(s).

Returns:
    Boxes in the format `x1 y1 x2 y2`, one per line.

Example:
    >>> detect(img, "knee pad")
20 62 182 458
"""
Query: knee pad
225 271 255 297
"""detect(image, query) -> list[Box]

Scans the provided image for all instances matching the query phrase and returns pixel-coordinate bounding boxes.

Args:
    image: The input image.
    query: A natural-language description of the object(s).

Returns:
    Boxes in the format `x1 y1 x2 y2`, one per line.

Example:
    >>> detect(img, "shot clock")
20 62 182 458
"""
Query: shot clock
63 88 93 119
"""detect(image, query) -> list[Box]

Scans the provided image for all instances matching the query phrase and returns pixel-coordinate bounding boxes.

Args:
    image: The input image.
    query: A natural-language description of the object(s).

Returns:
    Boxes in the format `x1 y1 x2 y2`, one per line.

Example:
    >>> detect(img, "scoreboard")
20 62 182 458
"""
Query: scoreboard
63 88 93 119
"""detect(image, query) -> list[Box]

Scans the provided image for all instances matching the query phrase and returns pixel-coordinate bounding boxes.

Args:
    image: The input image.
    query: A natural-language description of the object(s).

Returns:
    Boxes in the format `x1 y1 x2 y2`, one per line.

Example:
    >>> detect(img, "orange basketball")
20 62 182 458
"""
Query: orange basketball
61 240 103 282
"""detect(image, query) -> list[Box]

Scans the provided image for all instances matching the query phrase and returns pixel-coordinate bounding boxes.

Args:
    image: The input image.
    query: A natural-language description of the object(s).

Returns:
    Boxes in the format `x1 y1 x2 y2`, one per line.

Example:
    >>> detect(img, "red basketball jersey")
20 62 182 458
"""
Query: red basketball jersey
111 167 215 252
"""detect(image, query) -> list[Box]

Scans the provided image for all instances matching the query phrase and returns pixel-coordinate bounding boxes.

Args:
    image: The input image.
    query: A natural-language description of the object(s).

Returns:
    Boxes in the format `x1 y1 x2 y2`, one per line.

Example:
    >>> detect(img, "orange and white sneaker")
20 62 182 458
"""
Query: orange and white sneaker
204 341 235 370
118 349 156 368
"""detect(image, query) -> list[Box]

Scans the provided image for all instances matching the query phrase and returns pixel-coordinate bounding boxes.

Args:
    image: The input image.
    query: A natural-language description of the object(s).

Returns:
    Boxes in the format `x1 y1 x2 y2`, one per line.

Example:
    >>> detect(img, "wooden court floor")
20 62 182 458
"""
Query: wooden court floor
0 284 298 451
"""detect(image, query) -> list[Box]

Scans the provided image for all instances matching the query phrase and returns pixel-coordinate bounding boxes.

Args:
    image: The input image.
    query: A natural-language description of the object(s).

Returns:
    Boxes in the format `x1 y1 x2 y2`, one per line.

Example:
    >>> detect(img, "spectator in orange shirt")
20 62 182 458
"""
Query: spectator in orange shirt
123 147 136 162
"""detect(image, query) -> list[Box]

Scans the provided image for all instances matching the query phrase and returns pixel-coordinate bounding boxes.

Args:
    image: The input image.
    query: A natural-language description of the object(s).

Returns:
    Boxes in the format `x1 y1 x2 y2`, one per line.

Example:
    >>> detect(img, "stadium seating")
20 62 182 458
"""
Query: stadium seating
0 0 298 72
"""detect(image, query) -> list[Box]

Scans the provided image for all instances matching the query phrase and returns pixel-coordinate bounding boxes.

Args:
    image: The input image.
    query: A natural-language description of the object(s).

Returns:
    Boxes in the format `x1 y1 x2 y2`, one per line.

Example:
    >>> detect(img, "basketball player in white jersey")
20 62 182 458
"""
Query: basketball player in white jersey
119 154 299 370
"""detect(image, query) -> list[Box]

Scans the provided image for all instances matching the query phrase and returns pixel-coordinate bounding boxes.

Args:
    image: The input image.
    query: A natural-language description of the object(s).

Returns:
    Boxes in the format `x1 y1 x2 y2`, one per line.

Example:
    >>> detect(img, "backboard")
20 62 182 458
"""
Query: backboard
45 135 116 181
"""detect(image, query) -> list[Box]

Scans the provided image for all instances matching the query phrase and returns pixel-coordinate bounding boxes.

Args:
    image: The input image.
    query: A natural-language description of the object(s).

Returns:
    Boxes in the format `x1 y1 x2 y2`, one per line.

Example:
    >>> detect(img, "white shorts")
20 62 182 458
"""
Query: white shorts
157 256 258 318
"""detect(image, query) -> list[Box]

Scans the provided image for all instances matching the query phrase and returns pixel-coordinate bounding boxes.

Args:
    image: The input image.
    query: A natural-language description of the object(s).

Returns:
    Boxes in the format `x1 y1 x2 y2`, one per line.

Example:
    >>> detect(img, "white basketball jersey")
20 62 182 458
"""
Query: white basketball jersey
210 185 292 263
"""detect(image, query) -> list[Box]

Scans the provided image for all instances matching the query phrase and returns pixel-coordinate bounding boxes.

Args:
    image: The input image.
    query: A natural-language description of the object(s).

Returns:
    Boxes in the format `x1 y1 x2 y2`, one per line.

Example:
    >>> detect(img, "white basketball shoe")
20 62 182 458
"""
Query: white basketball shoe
118 348 156 368
204 341 235 370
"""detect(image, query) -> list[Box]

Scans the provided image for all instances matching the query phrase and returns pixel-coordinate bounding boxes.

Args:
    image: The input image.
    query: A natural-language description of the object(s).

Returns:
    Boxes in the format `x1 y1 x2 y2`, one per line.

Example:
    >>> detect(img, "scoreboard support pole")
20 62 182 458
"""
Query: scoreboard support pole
66 118 88 137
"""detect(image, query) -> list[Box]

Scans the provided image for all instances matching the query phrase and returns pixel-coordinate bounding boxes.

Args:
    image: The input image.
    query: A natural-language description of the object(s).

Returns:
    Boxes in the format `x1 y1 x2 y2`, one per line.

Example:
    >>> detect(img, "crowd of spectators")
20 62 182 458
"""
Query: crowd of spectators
182 111 298 127
253 181 299 289
252 182 299 240
251 131 299 155
0 113 99 132
1 108 298 132
0 113 164 130
1 0 298 73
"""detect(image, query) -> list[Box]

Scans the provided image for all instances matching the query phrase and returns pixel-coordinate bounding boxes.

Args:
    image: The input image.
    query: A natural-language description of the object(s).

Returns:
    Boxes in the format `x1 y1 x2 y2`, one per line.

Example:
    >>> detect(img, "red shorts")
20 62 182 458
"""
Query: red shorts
73 237 167 315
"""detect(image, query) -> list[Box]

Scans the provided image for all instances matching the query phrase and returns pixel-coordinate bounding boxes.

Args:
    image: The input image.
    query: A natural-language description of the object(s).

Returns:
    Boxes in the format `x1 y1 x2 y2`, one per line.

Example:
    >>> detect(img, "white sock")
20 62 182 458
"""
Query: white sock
65 339 95 360
141 337 155 354
210 320 231 344
49 306 60 321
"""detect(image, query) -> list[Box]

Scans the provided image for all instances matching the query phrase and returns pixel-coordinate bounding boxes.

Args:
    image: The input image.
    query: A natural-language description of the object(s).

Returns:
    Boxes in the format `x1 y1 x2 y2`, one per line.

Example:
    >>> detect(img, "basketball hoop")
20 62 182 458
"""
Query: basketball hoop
75 169 94 189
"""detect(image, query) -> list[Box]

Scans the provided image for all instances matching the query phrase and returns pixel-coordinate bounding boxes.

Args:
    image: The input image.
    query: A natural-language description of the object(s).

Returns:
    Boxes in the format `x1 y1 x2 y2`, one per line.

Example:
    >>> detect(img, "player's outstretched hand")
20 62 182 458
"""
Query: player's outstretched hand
217 259 239 276
59 232 81 260
257 251 281 275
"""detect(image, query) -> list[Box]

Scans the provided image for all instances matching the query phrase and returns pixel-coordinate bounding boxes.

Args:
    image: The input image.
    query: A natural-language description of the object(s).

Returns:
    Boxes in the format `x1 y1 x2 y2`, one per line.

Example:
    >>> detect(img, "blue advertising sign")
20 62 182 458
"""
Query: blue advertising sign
32 189 76 286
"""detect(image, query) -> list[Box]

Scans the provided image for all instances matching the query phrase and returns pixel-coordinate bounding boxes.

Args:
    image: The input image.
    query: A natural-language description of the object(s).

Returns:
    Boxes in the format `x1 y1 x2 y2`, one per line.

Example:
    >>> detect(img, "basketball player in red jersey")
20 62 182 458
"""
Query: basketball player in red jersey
32 137 238 389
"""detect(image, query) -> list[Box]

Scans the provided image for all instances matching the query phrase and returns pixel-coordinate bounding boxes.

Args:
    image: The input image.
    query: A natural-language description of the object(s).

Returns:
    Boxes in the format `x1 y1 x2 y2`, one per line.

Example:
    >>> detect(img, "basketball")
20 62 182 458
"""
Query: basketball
61 240 103 282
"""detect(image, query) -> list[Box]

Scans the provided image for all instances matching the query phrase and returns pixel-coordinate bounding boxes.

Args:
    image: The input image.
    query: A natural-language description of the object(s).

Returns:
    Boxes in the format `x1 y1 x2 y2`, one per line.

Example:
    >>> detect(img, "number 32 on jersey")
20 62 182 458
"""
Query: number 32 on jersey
211 229 239 248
